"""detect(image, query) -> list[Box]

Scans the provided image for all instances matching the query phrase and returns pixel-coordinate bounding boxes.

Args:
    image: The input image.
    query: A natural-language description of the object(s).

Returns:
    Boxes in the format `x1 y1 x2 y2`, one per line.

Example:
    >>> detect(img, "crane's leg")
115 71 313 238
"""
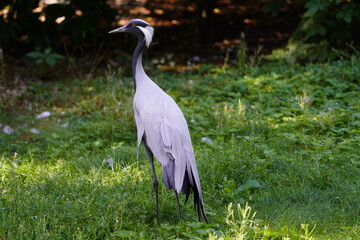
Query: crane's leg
143 141 159 223
174 190 182 219
197 201 202 222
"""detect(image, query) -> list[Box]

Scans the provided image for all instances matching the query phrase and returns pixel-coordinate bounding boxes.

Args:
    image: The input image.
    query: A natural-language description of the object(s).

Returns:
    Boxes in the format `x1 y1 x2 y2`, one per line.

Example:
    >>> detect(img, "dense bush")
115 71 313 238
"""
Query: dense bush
298 0 360 43
265 0 360 61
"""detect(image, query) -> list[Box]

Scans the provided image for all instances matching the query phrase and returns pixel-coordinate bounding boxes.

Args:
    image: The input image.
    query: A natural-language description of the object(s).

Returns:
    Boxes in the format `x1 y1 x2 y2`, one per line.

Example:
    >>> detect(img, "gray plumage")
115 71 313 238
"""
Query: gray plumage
109 19 208 223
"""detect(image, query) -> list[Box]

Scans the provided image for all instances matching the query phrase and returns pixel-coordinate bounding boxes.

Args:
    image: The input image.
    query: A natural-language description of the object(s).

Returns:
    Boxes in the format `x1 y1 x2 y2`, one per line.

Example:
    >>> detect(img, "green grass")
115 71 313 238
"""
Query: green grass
1 58 359 239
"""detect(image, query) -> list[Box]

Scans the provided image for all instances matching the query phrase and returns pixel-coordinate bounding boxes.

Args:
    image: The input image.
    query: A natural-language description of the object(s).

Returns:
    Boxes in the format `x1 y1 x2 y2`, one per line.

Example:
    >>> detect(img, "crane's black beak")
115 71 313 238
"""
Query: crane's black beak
108 26 127 34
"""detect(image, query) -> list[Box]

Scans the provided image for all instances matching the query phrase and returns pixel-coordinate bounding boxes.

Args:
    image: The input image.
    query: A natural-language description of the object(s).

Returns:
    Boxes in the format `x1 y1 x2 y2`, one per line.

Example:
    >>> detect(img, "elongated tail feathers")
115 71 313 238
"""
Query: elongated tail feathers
163 163 208 223
190 171 209 223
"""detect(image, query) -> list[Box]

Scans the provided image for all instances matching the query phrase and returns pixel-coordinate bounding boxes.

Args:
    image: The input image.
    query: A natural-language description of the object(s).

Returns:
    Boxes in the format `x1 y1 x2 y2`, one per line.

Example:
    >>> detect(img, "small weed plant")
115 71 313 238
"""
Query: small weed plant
26 48 65 66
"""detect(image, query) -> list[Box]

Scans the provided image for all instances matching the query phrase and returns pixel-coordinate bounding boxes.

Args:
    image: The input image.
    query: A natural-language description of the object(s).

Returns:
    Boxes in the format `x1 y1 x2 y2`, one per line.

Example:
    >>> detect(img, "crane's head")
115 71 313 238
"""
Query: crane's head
109 19 154 47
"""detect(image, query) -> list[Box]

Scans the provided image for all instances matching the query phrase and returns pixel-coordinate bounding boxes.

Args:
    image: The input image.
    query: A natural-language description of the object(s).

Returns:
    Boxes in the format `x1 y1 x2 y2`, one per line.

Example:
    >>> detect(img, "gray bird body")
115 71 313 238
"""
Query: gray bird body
110 19 208 223
134 64 201 197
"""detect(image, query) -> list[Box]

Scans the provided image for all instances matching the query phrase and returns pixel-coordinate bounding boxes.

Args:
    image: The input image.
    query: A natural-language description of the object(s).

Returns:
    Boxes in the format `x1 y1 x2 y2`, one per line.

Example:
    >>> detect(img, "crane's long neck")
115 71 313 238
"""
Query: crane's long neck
132 38 146 91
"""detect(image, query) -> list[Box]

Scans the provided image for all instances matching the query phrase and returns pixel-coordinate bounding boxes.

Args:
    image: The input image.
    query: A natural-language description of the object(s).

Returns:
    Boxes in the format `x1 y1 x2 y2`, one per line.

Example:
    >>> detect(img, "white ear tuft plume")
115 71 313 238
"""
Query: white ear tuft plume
138 26 154 47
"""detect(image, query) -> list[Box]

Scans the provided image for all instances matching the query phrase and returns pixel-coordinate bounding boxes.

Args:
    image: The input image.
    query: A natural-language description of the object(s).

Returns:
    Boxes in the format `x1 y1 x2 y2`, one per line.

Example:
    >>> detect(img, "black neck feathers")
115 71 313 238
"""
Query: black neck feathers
132 35 145 91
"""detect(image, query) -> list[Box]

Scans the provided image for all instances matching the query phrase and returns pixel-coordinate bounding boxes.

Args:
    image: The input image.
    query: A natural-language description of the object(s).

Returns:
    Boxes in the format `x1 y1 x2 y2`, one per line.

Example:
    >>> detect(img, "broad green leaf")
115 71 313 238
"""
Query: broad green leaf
344 13 352 23
44 47 52 54
52 53 65 59
45 55 56 66
26 52 43 58
237 179 263 192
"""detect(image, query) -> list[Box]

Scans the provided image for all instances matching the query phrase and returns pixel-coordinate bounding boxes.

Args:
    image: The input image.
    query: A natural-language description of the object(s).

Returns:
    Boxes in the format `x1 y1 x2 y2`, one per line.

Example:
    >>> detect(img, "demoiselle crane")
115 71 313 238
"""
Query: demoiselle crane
109 19 208 223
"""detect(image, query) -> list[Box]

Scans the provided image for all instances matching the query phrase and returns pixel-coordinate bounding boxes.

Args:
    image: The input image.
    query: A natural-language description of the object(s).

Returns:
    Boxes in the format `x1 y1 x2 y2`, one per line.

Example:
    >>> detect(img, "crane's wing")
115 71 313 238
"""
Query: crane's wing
157 101 204 201
160 115 189 193
159 114 206 222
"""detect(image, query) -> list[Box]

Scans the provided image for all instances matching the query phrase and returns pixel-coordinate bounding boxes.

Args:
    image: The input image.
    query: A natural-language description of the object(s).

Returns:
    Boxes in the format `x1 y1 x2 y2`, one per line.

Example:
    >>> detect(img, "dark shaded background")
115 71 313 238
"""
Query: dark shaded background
1 0 303 62
135 0 303 63
0 0 359 76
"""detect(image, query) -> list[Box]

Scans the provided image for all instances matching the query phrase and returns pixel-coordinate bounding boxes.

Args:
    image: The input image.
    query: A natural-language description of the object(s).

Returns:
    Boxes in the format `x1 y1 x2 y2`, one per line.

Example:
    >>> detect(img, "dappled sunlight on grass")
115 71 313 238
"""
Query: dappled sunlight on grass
1 58 360 238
